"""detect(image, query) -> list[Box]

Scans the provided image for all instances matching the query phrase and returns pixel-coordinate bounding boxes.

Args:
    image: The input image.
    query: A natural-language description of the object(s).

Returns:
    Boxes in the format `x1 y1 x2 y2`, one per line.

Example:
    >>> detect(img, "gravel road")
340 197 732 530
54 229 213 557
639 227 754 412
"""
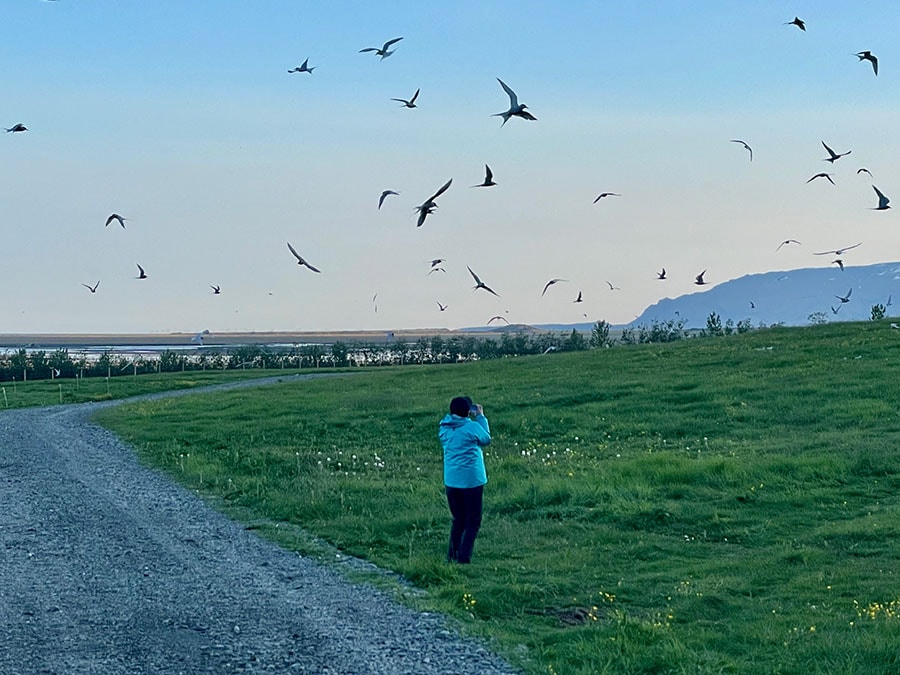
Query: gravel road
0 376 519 674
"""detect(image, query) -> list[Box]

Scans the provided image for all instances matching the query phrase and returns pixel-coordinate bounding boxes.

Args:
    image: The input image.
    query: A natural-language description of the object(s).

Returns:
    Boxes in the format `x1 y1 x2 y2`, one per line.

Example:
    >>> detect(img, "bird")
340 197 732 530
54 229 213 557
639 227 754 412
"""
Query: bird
415 178 452 227
833 259 844 271
694 270 707 285
750 301 756 309
836 288 852 304
487 315 509 325
359 37 403 59
857 168 873 177
467 266 500 297
378 190 399 209
730 139 753 162
887 294 893 308
807 173 835 185
5 123 27 133
391 88 419 108
574 291 583 303
814 243 862 255
606 281 621 291
287 58 315 74
822 141 851 163
437 301 447 312
472 164 496 188
428 258 445 267
832 305 841 315
785 16 806 31
593 192 620 203
211 285 221 294
871 185 891 210
492 78 537 126
776 239 802 251
427 266 446 275
136 264 148 279
541 278 567 296
81 280 100 294
286 242 322 272
105 213 128 228
191 329 210 344
855 51 878 76
657 268 667 280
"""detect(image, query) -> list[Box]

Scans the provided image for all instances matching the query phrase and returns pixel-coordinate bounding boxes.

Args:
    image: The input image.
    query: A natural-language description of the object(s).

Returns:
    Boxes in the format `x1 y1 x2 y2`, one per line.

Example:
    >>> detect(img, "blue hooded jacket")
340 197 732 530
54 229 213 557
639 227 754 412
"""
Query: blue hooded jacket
439 413 491 488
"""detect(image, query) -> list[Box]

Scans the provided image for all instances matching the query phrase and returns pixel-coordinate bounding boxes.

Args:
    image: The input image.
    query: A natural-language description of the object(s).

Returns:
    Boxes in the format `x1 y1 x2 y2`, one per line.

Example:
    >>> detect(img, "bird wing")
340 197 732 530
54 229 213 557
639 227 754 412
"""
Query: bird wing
873 185 889 205
303 260 322 273
416 208 428 227
467 266 482 285
300 58 309 69
541 281 553 296
842 242 863 252
822 141 837 158
427 178 453 202
359 47 377 53
137 264 145 275
482 285 501 297
497 78 518 107
287 241 302 261
484 165 493 182
410 88 419 104
382 37 403 50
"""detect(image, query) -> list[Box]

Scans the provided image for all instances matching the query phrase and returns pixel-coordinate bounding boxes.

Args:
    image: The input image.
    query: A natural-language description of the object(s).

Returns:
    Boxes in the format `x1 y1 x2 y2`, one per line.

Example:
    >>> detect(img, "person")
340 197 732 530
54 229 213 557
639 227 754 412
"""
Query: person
438 396 491 564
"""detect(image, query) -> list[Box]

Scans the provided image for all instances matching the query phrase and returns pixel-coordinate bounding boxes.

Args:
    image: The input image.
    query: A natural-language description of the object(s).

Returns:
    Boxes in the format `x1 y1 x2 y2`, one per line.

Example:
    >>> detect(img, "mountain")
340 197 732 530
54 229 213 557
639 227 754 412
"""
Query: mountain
629 262 900 329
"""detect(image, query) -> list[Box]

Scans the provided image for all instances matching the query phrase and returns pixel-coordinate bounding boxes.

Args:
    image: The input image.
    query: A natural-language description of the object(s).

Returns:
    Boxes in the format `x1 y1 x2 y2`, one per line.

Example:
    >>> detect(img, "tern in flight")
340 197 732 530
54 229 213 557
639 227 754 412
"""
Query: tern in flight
487 315 509 325
286 242 321 272
857 168 873 177
871 185 891 210
428 258 445 267
211 285 221 294
574 291 583 303
391 88 419 108
807 173 835 185
776 239 802 251
472 164 496 188
105 213 128 228
467 266 500 297
694 270 707 286
833 259 844 271
287 58 315 74
5 123 27 133
606 281 621 291
541 278 566 296
836 289 852 304
822 141 851 163
855 51 878 75
428 267 446 275
437 301 447 312
378 190 399 209
136 264 148 279
593 192 620 203
657 268 667 280
81 280 100 294
785 16 806 31
492 78 537 126
359 37 403 59
814 243 861 256
730 139 753 162
415 178 452 227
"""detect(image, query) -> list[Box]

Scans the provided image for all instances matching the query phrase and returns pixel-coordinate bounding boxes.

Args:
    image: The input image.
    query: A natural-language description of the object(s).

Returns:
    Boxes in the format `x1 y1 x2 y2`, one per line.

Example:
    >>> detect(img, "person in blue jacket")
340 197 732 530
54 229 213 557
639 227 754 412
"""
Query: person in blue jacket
438 396 491 564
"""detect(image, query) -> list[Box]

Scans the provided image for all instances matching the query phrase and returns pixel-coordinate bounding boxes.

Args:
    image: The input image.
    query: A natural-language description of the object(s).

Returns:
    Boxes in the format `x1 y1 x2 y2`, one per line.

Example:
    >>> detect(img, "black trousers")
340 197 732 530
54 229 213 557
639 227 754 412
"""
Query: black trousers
445 485 483 564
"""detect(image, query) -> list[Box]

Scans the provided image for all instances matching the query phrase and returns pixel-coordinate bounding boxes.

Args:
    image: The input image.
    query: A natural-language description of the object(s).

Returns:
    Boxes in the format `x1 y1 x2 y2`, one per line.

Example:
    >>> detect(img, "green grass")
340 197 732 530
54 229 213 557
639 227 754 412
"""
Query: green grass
94 321 900 674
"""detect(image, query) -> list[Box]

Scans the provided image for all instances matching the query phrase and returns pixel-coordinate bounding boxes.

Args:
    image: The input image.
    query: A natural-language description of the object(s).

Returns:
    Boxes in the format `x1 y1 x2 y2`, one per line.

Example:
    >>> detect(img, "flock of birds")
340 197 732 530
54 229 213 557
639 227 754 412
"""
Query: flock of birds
5 10 895 332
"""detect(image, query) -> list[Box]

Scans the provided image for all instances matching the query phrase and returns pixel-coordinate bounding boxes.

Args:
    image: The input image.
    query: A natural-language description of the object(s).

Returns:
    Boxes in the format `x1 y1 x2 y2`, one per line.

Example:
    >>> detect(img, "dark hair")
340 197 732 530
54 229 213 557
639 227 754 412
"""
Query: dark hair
450 396 471 417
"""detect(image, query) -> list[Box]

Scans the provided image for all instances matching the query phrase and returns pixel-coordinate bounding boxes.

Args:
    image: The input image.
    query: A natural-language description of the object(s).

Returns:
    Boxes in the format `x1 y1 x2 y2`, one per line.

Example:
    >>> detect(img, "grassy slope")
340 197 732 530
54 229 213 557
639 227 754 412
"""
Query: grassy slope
94 322 900 674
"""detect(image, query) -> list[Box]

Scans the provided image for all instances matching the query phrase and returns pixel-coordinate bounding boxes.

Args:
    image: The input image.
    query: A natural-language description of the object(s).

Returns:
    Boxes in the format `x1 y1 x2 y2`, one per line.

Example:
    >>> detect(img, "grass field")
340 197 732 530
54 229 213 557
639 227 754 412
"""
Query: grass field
94 322 900 674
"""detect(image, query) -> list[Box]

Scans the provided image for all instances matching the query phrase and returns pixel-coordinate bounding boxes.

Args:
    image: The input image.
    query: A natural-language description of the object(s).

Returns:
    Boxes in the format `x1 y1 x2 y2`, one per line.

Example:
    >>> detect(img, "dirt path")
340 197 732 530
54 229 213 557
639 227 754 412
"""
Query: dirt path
0 377 518 674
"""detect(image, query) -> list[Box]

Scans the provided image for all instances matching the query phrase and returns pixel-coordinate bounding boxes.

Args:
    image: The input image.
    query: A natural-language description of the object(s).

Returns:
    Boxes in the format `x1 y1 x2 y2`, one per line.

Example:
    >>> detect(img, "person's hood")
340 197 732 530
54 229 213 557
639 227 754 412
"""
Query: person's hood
440 413 469 429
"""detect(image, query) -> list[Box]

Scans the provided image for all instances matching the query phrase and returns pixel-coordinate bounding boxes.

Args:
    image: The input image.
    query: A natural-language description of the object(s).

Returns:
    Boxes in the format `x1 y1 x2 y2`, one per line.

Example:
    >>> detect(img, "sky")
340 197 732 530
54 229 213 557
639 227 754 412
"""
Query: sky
2 1 898 334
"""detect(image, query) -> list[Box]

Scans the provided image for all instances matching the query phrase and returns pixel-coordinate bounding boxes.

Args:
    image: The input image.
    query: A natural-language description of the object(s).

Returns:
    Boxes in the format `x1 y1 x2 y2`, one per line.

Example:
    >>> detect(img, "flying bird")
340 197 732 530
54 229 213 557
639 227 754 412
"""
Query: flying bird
472 164 497 188
857 168 873 177
836 288 852 304
5 123 27 133
211 285 221 294
415 178 452 227
467 266 500 297
855 51 878 76
832 305 841 315
593 192 620 203
822 141 851 163
192 329 210 344
785 16 806 31
286 242 322 272
541 278 567 296
694 270 707 286
574 291 583 303
657 268 667 280
871 185 891 210
378 190 399 209
606 281 621 291
776 239 802 251
105 213 128 228
833 259 844 271
359 37 403 59
391 88 419 108
428 267 446 275
428 258 445 267
81 280 100 294
730 139 753 162
814 243 861 256
136 264 147 279
807 173 835 185
437 301 447 312
487 315 509 325
287 58 315 74
492 78 537 126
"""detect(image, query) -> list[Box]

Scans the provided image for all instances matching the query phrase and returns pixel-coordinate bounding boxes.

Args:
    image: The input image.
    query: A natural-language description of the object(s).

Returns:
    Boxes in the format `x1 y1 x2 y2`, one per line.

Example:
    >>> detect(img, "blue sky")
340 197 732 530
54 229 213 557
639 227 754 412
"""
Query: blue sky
2 1 898 333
